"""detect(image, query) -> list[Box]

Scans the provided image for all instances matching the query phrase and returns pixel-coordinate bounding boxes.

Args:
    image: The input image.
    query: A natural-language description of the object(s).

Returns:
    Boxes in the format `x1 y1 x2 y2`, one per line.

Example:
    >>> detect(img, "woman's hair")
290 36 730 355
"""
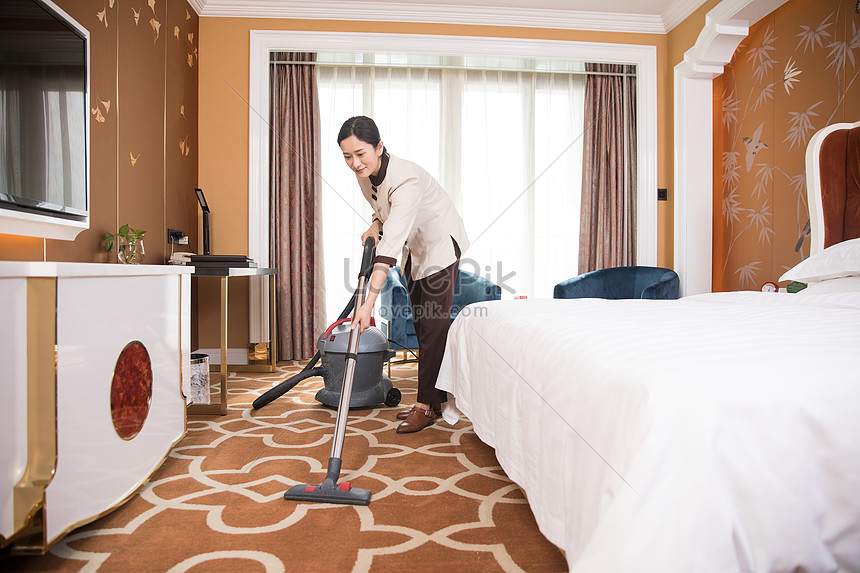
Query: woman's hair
337 116 386 153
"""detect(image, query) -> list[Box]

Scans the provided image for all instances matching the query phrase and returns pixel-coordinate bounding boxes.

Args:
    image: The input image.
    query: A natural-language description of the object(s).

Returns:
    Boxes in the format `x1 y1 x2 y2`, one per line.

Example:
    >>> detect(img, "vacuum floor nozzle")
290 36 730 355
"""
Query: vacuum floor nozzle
283 478 371 506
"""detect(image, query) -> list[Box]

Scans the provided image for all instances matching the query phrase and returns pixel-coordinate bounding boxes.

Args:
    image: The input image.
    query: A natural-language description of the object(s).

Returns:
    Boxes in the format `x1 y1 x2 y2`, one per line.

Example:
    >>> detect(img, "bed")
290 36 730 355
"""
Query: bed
436 121 860 573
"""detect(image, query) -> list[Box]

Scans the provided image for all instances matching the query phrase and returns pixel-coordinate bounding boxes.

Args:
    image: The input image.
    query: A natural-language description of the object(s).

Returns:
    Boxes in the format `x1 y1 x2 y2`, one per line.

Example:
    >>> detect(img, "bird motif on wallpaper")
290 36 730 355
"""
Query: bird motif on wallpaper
149 0 159 42
743 122 768 171
96 1 115 28
130 152 140 167
91 97 111 123
795 219 810 253
132 7 140 25
174 25 180 40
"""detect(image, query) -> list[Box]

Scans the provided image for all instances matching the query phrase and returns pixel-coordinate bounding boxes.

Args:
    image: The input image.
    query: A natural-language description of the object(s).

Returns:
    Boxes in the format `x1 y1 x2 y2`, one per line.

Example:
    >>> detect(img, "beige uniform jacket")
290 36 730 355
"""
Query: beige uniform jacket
357 153 470 280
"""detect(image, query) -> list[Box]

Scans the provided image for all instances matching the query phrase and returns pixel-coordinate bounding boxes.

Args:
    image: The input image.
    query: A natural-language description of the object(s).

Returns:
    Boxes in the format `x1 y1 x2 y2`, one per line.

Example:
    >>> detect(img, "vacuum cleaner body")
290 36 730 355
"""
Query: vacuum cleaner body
315 321 397 408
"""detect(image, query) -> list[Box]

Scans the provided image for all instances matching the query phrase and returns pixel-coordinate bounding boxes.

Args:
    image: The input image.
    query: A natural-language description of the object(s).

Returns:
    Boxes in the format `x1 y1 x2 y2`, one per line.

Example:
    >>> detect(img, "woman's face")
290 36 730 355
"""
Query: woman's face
340 135 384 179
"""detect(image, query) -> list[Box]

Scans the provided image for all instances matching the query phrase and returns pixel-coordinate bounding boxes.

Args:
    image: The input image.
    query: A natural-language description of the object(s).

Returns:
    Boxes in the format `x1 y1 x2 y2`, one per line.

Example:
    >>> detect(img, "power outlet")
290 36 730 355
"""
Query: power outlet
167 229 186 244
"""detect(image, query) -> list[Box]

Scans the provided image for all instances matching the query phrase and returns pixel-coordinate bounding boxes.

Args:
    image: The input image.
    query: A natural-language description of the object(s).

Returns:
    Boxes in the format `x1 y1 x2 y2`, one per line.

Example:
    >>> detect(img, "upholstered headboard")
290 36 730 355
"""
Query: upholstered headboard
806 120 860 255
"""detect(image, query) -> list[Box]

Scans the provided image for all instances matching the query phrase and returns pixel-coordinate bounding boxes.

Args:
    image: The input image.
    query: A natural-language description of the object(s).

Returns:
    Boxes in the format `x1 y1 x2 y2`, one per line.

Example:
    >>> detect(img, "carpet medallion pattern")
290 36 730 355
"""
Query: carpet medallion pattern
6 362 566 572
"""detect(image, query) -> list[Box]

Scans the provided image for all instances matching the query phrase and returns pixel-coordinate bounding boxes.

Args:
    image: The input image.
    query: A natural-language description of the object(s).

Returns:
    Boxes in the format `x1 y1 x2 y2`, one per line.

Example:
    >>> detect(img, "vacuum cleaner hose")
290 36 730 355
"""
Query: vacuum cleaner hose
253 237 378 411
252 366 326 410
298 284 358 374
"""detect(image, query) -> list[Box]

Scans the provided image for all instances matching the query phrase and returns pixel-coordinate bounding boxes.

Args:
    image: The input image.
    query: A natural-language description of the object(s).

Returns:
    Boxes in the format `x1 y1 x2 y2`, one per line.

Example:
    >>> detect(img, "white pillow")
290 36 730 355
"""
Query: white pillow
794 275 860 294
780 237 860 283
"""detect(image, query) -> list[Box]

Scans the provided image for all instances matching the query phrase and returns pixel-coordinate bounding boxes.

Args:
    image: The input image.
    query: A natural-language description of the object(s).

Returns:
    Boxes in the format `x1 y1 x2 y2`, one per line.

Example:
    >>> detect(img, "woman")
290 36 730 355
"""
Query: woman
338 116 469 434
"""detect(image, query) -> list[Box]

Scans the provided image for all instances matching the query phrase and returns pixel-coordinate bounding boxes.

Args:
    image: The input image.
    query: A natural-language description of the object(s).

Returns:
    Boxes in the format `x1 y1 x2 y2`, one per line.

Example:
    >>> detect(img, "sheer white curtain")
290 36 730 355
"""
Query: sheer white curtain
317 63 584 324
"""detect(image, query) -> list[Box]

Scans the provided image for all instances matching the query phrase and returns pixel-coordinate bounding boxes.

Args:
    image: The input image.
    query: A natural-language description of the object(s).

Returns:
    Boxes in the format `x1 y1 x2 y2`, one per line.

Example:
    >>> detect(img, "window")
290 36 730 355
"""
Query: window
317 58 584 323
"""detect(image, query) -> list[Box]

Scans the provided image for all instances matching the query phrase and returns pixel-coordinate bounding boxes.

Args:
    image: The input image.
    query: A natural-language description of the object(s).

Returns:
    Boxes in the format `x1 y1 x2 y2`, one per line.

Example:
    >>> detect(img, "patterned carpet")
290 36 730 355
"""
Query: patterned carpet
5 361 566 572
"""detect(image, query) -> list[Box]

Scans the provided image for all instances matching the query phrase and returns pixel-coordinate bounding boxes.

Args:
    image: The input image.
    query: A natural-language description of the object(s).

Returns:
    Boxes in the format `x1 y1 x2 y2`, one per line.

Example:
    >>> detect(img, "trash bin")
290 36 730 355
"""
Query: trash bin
190 353 210 404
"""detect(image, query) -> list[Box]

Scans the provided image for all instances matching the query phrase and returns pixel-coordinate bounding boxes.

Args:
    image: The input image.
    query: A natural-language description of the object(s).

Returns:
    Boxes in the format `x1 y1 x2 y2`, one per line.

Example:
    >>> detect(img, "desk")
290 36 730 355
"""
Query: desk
188 267 277 415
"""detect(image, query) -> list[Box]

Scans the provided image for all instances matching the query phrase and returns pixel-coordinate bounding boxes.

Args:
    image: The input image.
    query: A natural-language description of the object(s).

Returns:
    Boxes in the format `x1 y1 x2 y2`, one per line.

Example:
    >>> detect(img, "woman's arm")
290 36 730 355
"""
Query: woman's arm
361 219 381 247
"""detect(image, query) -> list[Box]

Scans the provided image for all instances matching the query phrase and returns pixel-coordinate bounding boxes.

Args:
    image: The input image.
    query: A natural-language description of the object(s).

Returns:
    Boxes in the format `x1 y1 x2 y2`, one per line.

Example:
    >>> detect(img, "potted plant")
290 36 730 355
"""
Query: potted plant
105 224 146 264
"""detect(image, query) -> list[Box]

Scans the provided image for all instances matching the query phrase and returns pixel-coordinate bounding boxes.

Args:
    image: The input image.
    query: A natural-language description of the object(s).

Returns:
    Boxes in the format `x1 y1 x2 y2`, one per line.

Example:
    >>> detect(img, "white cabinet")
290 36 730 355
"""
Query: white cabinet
0 263 191 552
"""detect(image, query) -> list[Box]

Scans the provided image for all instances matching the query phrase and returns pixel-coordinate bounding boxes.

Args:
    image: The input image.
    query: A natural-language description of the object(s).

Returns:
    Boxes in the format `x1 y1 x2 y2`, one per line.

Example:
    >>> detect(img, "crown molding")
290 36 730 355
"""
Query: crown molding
194 0 670 34
187 0 205 15
662 0 711 31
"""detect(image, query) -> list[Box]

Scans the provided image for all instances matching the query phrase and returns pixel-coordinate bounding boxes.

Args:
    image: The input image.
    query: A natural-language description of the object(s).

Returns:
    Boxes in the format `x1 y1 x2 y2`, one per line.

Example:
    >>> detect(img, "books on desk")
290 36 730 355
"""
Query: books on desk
190 255 257 268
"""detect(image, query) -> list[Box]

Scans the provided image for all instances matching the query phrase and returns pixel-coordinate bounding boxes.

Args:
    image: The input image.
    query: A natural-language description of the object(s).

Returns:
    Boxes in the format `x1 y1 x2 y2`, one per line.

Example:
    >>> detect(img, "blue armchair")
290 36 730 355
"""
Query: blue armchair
553 266 679 300
380 266 502 352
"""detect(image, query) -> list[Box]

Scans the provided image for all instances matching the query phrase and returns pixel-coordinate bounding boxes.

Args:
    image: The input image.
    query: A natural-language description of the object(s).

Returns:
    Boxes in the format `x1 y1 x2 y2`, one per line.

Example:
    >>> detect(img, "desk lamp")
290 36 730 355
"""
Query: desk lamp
195 188 210 255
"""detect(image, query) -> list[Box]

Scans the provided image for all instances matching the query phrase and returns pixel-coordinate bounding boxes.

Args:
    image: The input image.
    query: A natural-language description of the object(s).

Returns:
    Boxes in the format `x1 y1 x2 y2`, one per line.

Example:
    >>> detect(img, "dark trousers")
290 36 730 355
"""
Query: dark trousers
403 242 460 405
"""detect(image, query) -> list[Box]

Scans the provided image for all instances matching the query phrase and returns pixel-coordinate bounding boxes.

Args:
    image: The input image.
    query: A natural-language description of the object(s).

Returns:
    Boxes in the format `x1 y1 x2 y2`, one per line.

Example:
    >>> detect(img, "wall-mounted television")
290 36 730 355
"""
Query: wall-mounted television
0 0 90 240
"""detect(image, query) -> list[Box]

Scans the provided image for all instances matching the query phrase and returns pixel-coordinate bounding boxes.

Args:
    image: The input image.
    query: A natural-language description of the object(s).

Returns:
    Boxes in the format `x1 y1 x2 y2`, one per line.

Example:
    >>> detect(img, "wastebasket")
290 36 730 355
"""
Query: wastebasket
190 353 210 404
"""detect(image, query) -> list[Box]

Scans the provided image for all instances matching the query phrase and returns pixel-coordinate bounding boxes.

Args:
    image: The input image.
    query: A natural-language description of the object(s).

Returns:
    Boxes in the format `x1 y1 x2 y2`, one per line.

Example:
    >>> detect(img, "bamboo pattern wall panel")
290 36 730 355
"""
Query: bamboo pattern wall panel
714 0 860 291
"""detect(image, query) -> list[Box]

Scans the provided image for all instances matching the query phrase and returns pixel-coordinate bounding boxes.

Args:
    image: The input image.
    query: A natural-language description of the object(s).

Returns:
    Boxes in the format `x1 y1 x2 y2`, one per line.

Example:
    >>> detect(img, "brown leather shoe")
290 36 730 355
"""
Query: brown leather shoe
396 404 442 420
396 406 437 433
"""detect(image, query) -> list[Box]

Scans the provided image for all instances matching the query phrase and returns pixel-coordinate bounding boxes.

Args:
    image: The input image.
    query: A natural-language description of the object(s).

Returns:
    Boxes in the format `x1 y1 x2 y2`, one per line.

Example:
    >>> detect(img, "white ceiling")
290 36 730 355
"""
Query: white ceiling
189 0 713 34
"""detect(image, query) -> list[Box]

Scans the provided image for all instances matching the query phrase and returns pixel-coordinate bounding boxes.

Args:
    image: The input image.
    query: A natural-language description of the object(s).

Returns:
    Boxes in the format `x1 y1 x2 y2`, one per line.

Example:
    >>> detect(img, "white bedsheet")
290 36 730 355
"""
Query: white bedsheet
436 292 860 573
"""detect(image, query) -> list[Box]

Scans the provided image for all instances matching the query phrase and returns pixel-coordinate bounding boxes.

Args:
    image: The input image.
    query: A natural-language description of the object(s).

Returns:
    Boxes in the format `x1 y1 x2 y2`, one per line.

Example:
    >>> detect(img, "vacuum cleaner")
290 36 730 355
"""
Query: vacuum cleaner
254 238 400 505
284 238 390 505
252 238 401 411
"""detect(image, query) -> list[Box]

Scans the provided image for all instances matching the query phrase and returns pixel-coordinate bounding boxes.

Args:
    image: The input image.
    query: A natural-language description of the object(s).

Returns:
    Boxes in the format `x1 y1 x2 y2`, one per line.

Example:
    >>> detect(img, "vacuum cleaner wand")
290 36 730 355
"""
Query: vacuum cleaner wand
283 237 376 505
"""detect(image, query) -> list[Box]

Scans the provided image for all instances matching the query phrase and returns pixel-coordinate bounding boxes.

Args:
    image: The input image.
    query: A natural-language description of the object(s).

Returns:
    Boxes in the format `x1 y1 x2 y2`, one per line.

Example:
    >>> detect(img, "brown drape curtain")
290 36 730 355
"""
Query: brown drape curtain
578 63 637 273
269 52 326 360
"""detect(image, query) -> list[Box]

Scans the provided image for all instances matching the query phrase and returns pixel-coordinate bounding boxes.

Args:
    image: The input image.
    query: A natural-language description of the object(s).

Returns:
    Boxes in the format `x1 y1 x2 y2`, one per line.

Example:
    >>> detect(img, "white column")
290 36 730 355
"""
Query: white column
674 67 717 297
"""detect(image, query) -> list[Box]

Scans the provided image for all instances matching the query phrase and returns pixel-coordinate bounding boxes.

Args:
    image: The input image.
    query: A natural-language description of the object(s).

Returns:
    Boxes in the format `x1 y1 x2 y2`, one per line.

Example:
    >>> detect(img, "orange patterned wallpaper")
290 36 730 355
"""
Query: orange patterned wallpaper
714 0 860 291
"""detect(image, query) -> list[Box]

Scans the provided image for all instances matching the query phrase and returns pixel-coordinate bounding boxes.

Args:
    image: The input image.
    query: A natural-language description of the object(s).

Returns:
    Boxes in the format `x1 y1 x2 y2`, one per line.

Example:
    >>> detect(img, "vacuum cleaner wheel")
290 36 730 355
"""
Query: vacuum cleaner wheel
384 387 401 407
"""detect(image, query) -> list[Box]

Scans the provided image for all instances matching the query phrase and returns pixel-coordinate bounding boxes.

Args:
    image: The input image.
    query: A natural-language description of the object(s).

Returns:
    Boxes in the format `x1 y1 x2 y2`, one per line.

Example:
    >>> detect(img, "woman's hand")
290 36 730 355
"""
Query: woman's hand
351 300 374 333
351 261 389 334
361 221 381 247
